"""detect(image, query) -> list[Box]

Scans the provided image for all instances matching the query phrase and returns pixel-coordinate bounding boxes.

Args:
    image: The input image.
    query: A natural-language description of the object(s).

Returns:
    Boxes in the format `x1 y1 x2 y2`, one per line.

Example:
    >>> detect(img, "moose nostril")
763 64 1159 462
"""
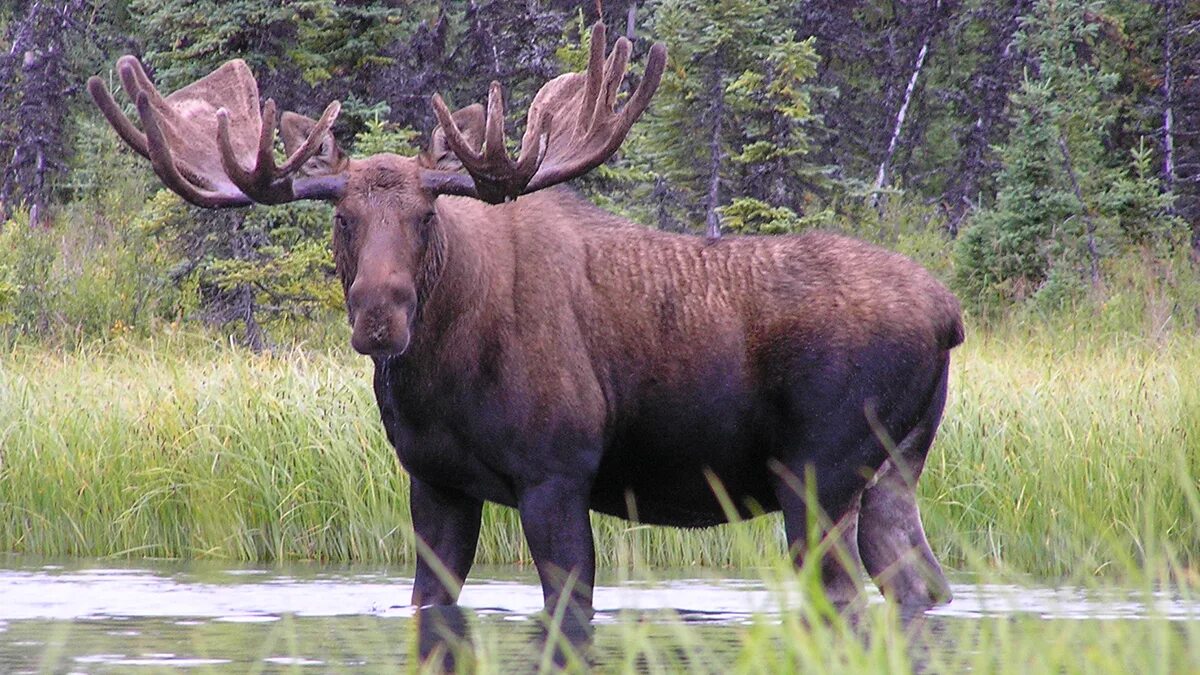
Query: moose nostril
348 276 414 318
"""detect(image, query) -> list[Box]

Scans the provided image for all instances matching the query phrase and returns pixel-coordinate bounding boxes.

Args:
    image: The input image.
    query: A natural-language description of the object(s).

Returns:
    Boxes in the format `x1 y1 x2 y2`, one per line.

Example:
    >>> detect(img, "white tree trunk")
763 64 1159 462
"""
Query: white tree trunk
1163 0 1177 195
872 41 929 209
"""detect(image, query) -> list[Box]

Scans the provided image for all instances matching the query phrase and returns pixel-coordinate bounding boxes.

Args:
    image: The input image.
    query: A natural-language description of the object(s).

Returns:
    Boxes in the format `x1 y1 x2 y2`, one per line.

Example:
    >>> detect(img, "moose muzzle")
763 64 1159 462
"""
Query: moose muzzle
348 274 416 357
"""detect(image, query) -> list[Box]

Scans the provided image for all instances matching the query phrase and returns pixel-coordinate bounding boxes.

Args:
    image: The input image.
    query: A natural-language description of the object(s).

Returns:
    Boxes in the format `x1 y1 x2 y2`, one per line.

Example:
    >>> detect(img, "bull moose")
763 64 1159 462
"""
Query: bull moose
89 22 961 638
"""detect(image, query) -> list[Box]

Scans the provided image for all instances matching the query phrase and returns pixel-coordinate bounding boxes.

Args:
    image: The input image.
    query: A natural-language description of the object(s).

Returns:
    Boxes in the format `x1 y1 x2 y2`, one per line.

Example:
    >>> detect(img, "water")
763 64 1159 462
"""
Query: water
0 557 1195 672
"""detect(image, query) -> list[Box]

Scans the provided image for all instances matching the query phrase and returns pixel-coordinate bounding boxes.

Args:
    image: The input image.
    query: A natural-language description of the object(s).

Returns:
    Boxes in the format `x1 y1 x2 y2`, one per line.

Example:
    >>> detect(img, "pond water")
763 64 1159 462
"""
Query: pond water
0 556 1196 672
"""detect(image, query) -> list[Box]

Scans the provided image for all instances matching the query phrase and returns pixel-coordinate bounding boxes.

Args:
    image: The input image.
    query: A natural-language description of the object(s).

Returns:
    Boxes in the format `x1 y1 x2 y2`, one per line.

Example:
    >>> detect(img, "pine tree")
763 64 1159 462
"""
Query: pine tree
636 0 828 237
954 0 1184 307
0 0 94 225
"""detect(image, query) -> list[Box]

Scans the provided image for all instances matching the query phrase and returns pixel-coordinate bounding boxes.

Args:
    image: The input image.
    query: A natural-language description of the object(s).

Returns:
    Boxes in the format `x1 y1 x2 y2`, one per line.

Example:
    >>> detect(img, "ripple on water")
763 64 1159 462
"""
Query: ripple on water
263 656 325 666
0 562 1195 623
0 559 1194 674
73 654 233 667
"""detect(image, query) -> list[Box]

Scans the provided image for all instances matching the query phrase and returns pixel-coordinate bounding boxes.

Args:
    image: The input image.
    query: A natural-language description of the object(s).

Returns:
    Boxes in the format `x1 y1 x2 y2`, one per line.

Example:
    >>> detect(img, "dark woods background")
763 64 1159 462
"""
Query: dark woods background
1 0 1197 348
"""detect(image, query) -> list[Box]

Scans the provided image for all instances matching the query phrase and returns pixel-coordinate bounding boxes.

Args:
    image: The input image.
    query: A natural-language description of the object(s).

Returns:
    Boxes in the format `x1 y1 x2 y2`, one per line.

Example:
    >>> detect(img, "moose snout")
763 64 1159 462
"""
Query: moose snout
348 275 416 356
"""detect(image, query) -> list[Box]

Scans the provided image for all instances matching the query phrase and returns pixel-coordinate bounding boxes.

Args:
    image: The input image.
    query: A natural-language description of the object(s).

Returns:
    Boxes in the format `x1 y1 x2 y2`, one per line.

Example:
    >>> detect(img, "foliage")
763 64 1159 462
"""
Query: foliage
0 0 95 224
953 0 1187 309
135 190 339 350
350 111 420 158
0 200 176 345
635 0 830 233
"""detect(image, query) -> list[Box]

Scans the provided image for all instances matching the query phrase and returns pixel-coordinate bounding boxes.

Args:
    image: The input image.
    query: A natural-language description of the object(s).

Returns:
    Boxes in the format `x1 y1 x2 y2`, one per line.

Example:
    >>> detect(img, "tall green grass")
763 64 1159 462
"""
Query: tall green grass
0 323 1197 581
923 321 1200 579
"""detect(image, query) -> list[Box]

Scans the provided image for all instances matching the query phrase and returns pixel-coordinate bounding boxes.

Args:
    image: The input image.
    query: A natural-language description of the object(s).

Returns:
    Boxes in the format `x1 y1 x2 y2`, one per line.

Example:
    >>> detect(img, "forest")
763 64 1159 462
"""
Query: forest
0 0 1198 347
2 2 1199 672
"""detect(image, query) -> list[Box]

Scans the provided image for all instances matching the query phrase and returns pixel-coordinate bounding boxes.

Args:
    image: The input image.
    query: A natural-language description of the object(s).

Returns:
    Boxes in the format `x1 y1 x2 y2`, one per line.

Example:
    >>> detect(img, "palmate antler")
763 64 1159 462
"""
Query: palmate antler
423 22 667 204
86 57 345 207
89 22 664 208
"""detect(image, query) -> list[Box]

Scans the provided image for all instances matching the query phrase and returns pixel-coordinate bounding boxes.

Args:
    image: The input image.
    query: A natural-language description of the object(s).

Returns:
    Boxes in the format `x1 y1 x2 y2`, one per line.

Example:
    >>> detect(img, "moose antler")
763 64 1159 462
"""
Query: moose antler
423 22 667 204
87 56 345 208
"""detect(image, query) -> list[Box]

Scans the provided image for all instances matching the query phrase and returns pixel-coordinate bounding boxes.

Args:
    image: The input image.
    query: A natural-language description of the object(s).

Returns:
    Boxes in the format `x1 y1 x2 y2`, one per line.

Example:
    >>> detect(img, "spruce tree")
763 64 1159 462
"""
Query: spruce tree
954 0 1183 307
634 0 829 236
0 0 93 225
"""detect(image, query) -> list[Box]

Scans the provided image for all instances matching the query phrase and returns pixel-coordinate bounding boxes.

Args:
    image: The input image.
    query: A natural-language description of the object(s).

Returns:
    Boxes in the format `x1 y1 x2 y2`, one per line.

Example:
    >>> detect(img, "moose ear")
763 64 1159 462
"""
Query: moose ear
421 103 486 172
280 110 347 177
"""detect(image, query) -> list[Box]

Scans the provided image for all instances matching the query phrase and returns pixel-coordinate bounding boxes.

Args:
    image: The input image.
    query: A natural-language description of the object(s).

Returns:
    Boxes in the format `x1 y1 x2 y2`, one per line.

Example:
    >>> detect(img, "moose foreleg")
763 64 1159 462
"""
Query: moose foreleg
410 477 483 607
517 477 597 664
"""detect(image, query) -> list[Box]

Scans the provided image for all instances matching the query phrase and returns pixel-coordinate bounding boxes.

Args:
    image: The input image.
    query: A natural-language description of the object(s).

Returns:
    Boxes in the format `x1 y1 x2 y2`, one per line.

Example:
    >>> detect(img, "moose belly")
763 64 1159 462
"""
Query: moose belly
589 391 781 528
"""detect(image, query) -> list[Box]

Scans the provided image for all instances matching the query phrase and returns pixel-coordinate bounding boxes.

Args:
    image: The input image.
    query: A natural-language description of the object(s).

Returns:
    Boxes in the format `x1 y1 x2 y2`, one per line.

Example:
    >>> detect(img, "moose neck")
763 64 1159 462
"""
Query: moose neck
400 196 500 367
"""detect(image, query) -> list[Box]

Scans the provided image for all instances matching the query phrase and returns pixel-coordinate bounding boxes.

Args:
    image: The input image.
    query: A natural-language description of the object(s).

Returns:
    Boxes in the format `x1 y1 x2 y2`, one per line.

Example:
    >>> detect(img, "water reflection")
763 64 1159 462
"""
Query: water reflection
0 557 1195 672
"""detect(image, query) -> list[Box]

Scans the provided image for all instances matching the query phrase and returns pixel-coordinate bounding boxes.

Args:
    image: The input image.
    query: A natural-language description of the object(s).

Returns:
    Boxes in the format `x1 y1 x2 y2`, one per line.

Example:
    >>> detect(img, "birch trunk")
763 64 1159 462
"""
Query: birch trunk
872 41 928 210
704 63 725 241
872 0 941 210
1163 0 1177 196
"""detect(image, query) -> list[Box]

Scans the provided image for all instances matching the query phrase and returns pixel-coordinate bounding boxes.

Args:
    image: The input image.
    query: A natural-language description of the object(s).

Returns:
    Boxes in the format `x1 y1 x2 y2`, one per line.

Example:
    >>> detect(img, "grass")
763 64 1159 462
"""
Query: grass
923 319 1200 579
1 322 1198 673
0 321 1198 580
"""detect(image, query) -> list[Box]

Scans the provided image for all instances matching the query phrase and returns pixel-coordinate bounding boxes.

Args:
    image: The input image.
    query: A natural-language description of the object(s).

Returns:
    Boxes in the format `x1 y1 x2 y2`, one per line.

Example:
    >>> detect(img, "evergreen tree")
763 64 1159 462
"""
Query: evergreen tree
637 0 828 237
0 0 94 225
954 0 1183 307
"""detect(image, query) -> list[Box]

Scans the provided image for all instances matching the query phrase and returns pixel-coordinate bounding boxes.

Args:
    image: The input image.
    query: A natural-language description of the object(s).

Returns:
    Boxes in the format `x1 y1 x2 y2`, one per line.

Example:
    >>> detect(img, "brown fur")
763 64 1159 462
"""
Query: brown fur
378 186 963 383
92 42 964 647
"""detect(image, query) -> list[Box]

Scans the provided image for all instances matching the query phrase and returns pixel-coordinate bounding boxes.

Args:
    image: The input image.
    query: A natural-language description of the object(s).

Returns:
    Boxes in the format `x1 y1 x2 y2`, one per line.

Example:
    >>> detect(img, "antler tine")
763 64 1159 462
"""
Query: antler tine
254 99 279 180
594 36 632 125
276 101 341 174
136 92 250 208
482 82 508 166
431 93 484 165
86 76 150 159
118 56 166 113
581 22 607 123
216 104 265 193
619 42 667 129
513 109 549 179
218 97 279 193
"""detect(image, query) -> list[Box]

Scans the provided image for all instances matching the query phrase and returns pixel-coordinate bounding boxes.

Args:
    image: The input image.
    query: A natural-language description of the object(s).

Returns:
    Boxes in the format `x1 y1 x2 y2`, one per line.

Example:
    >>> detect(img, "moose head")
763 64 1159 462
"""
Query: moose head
88 24 666 356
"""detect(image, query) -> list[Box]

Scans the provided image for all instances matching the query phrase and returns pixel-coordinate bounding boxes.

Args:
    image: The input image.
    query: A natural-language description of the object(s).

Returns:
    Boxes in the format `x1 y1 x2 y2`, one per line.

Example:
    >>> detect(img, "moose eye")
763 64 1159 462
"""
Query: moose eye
334 215 354 243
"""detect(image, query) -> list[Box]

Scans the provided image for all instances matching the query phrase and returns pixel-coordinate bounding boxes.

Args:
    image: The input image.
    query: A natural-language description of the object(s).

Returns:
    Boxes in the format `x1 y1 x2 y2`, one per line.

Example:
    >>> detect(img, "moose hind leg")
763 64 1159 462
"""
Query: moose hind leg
857 372 952 606
770 459 868 606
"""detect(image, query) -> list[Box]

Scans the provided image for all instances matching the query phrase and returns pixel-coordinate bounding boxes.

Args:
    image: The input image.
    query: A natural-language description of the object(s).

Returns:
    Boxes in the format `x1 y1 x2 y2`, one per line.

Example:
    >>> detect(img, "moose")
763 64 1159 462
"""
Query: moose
89 22 961 639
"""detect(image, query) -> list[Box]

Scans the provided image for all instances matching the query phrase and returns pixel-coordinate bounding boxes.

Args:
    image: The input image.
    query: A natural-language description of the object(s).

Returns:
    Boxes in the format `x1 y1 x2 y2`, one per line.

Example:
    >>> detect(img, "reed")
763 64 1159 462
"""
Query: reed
0 323 1197 581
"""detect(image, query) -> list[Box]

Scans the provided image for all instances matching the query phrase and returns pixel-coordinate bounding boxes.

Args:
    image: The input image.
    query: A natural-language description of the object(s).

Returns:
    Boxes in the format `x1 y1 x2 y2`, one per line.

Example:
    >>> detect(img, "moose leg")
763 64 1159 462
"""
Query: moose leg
857 458 951 606
517 478 596 664
856 370 952 606
410 477 483 607
770 461 868 605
